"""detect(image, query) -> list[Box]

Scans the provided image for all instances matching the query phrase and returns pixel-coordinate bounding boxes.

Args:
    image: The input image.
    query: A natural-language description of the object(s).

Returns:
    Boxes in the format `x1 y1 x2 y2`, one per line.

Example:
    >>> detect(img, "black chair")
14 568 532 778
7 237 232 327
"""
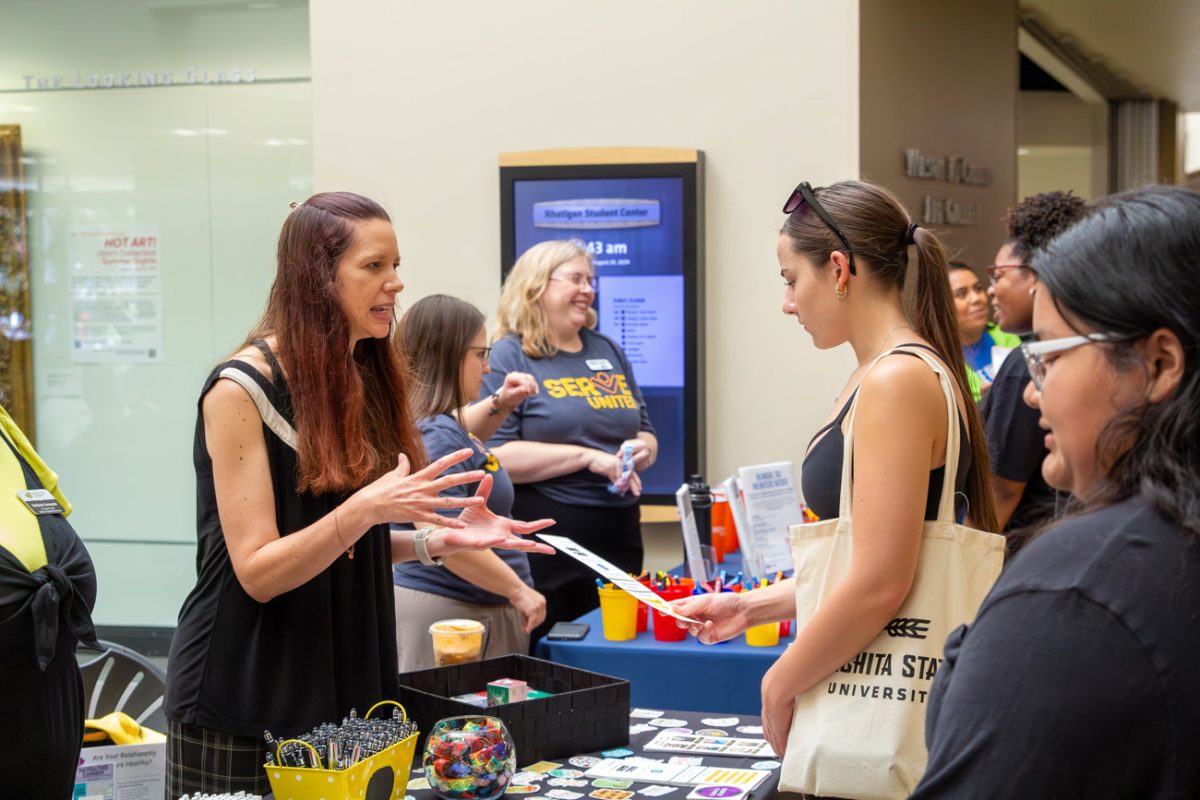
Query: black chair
77 640 168 735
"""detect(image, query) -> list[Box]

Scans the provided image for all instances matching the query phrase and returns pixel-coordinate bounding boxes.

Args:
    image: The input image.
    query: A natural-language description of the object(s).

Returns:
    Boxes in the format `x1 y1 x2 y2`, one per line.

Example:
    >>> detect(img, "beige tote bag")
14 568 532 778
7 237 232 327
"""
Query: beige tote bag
779 346 1005 799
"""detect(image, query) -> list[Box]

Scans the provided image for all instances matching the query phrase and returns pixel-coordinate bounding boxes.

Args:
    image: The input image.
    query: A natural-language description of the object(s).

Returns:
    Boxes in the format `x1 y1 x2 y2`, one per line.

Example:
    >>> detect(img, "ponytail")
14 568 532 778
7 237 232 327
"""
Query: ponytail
910 227 998 532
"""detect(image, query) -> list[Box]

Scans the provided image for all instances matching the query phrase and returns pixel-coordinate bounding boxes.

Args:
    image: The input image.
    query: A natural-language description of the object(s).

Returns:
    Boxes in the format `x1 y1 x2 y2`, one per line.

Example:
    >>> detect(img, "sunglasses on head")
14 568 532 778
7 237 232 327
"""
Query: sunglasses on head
782 181 857 275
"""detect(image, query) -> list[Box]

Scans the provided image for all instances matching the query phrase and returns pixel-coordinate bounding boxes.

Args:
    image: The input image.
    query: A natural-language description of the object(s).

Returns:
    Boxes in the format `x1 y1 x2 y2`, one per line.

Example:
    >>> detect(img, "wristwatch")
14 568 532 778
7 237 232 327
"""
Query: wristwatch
413 526 445 566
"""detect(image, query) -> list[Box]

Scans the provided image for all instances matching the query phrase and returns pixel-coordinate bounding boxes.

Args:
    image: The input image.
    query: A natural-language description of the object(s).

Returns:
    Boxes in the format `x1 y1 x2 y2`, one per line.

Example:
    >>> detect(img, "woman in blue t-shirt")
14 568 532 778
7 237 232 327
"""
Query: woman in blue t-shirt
393 294 550 670
485 239 658 643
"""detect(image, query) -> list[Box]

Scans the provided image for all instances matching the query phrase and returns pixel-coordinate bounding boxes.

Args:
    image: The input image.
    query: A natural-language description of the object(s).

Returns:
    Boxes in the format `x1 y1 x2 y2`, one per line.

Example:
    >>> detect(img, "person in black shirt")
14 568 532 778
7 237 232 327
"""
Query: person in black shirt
980 191 1085 550
165 193 553 797
914 185 1200 798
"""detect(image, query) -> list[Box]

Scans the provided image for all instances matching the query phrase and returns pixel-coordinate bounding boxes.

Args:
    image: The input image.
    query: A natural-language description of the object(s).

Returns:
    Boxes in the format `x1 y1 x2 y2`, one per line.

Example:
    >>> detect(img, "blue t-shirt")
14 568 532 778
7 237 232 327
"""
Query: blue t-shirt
392 414 531 605
482 329 654 508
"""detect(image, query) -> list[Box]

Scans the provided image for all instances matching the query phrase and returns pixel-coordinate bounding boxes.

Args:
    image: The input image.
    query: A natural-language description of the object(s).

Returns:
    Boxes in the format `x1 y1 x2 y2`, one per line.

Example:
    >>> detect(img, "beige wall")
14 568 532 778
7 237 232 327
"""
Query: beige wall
1018 90 1108 199
309 0 861 490
860 0 1018 267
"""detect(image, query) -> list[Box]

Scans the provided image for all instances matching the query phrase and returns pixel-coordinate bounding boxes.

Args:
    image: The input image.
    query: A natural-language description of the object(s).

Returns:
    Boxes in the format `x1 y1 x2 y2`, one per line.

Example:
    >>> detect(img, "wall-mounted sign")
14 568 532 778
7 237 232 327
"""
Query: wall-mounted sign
904 148 991 187
922 196 978 227
19 67 256 92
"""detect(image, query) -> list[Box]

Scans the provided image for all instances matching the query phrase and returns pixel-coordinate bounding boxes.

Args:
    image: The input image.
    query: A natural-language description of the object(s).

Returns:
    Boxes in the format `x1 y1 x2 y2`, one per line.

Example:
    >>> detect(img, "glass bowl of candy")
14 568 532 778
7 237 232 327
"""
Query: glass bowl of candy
422 715 515 799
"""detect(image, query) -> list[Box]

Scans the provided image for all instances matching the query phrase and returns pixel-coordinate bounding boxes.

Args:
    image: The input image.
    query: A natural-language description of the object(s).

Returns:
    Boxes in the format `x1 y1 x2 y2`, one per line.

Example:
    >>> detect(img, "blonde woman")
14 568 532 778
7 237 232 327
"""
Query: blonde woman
485 239 657 642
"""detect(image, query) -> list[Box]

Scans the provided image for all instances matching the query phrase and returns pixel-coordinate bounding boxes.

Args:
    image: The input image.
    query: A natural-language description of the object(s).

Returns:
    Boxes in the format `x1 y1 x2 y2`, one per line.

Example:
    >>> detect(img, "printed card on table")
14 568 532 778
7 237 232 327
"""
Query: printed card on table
537 534 699 623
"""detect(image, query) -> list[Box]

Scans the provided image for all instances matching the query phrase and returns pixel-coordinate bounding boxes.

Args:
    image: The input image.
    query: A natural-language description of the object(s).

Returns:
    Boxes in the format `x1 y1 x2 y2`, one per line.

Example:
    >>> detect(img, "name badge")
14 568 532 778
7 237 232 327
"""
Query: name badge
586 358 614 371
17 488 64 516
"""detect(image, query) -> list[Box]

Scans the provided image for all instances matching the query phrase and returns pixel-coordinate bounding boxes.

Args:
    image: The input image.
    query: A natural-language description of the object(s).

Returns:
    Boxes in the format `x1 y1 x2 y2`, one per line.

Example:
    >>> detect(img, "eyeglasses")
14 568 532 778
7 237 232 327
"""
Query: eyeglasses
549 273 598 291
986 263 1030 284
1020 333 1117 391
781 180 857 276
466 346 492 363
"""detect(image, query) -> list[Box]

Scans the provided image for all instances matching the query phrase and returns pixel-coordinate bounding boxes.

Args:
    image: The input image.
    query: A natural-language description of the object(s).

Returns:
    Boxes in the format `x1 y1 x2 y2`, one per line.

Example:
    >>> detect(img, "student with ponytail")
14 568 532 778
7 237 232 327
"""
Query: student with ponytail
673 179 996 756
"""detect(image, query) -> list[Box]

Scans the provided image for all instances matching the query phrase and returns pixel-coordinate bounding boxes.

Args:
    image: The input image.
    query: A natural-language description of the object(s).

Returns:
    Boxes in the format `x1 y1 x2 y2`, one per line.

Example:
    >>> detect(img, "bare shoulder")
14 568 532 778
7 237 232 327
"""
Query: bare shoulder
858 351 946 410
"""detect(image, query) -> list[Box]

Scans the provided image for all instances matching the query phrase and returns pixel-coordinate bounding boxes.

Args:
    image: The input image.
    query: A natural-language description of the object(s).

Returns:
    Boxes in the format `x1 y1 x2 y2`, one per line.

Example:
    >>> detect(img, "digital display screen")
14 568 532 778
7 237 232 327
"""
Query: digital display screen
503 167 700 502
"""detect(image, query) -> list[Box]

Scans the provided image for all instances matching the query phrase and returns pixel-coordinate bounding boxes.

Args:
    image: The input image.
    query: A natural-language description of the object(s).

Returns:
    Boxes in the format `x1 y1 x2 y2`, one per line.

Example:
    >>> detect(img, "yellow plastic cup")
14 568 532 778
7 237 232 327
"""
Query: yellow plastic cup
745 621 781 647
596 583 639 641
429 619 485 666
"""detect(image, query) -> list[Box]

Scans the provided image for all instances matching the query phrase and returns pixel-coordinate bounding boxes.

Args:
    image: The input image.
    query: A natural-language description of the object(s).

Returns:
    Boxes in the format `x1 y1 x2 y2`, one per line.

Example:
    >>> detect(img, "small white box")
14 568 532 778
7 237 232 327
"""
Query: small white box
74 741 165 800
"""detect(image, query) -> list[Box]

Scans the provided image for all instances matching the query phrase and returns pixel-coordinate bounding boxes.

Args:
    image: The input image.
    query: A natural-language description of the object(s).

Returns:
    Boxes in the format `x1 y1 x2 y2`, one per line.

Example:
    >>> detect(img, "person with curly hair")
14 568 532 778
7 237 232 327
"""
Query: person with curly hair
981 191 1086 546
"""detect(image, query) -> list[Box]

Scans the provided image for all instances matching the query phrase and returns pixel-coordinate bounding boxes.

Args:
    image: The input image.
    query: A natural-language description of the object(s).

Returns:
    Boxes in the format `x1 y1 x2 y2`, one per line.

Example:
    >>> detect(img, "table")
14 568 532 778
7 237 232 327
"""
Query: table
404 708 801 800
536 553 794 714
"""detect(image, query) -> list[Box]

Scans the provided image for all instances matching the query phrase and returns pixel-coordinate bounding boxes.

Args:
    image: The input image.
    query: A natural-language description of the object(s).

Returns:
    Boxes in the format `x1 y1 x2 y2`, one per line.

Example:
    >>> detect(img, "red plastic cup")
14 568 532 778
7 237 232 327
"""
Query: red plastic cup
651 584 691 641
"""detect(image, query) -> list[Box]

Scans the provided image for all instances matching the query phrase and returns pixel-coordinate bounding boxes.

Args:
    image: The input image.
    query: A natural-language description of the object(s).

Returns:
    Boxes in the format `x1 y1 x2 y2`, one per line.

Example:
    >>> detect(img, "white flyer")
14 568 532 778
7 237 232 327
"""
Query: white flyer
675 484 709 583
722 476 765 580
537 534 698 623
736 462 801 574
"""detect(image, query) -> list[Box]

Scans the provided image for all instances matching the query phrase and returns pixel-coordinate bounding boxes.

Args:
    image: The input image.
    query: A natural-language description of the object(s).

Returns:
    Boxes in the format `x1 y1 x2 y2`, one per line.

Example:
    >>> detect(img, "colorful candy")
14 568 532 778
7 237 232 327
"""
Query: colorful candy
422 715 515 799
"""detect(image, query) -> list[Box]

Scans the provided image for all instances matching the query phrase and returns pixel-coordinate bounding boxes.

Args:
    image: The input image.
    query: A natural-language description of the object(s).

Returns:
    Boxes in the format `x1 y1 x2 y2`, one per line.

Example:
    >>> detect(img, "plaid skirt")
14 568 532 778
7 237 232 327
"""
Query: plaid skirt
167 719 272 797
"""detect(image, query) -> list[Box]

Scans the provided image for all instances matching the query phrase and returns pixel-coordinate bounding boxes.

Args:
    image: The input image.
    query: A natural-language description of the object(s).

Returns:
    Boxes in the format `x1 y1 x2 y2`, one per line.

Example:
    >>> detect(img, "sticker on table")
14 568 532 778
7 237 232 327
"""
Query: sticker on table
550 777 589 787
660 728 692 735
514 770 549 783
629 723 655 735
551 768 585 779
570 756 602 769
694 729 727 737
524 760 564 773
590 790 635 800
686 786 748 799
638 787 679 797
506 786 540 794
548 791 586 800
631 708 665 719
734 725 762 735
750 760 781 770
592 778 634 789
601 747 636 758
700 717 740 727
669 756 703 766
536 534 699 624
407 777 431 789
647 718 688 728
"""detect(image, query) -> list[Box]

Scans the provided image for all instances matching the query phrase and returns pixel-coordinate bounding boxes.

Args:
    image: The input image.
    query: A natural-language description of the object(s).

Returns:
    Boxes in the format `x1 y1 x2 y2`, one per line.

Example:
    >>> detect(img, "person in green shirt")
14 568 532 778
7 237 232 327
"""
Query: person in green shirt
948 260 1021 401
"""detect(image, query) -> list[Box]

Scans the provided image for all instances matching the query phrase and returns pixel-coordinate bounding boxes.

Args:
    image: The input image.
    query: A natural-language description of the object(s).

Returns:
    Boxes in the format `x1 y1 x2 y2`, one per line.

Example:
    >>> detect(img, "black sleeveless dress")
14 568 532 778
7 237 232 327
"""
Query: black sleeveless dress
166 345 400 742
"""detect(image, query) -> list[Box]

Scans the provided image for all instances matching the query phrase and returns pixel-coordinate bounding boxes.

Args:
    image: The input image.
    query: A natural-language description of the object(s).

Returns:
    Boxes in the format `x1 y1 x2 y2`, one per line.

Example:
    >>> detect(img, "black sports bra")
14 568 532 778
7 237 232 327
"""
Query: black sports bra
800 344 971 521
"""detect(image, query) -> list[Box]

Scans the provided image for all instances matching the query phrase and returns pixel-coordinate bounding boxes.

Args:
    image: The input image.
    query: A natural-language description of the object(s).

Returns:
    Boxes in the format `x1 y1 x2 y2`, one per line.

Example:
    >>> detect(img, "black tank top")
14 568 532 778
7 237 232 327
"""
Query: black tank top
801 345 971 522
166 341 400 738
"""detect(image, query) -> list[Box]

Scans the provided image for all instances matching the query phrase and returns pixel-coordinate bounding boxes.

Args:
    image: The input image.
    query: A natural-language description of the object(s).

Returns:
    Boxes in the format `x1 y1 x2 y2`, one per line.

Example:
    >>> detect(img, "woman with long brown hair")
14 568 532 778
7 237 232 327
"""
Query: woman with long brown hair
392 294 546 669
164 192 553 796
673 179 996 755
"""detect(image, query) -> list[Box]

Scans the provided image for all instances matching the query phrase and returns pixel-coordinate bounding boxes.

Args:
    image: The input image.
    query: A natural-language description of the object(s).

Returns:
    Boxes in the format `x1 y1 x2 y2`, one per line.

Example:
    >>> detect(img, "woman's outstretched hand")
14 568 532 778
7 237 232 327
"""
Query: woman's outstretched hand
359 449 486 528
432 473 556 558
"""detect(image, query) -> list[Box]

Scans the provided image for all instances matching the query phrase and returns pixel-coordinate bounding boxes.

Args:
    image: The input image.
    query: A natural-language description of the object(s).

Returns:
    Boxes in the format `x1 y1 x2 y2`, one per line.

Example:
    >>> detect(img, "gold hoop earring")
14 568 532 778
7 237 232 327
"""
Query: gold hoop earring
835 284 847 299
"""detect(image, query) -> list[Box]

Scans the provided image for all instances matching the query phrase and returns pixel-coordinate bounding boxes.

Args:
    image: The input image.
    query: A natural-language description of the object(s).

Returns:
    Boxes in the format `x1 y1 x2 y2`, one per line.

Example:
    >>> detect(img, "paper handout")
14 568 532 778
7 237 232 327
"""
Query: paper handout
537 534 699 624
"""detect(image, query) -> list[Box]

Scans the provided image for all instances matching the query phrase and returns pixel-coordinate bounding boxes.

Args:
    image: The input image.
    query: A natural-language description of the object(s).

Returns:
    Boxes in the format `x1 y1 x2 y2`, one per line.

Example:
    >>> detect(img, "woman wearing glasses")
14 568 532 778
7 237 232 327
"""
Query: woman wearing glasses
392 294 547 669
914 185 1200 798
673 179 997 757
485 239 658 643
981 191 1086 539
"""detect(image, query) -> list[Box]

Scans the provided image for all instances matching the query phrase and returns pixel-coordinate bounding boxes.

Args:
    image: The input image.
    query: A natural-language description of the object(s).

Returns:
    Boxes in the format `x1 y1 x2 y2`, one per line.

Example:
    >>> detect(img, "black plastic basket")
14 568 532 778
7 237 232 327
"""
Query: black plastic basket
396 654 630 765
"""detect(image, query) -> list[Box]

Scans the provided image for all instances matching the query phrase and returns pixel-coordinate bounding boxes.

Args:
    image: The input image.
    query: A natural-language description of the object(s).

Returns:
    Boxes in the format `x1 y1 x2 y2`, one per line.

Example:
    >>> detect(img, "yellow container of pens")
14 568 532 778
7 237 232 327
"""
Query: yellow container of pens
264 700 419 800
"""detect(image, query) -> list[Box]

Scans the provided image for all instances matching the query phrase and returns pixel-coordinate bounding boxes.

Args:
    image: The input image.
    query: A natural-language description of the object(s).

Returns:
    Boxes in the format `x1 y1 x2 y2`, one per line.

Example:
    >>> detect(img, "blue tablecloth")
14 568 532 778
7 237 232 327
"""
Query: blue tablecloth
536 551 793 714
